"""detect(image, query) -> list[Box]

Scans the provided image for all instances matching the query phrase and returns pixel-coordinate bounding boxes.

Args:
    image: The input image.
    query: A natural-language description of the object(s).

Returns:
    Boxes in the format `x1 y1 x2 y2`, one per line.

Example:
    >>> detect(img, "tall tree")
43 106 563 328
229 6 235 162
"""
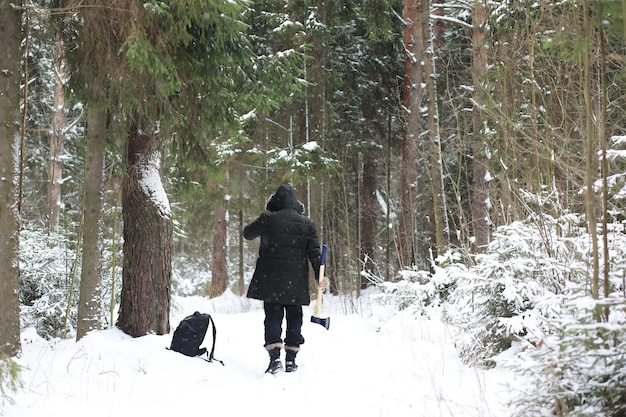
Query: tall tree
399 0 424 268
424 0 449 256
63 0 303 335
76 108 106 340
118 118 172 335
315 0 402 286
305 0 327 249
0 0 23 357
47 32 67 231
470 0 490 252
358 0 401 284
62 0 125 336
581 0 600 301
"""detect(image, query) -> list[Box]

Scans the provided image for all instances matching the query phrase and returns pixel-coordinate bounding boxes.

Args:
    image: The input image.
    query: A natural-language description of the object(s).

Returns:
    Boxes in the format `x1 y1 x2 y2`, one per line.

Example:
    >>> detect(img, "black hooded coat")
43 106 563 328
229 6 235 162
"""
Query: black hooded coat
244 184 321 305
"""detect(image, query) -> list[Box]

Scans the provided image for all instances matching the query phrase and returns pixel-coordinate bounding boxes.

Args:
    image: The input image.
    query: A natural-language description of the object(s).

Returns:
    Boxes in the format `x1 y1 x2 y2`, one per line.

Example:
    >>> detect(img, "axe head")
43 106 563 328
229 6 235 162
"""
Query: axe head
311 315 330 330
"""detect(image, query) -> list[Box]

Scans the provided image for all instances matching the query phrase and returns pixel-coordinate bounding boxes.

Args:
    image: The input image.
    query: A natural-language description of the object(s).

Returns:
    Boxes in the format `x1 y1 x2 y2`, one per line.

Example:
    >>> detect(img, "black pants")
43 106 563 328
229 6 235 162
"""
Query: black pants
263 302 305 348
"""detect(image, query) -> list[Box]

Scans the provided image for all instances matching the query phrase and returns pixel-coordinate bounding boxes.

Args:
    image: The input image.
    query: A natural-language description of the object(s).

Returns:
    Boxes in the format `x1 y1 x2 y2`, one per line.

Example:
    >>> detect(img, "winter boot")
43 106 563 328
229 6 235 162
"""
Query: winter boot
284 345 299 373
265 343 283 374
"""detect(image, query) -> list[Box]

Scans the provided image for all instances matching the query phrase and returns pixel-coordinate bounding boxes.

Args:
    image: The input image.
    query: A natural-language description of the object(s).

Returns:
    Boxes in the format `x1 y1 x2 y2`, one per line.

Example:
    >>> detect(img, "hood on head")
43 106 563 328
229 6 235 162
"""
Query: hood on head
265 184 305 213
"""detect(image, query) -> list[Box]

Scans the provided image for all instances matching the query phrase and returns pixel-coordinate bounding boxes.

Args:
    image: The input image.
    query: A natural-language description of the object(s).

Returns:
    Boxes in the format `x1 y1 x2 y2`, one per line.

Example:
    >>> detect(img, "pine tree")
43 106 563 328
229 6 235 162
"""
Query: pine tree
62 0 306 334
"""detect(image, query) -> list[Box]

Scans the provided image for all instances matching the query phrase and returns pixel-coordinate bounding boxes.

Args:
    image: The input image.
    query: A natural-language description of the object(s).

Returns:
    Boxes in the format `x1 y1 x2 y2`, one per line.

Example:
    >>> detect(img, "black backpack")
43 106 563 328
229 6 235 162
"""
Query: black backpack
169 311 223 365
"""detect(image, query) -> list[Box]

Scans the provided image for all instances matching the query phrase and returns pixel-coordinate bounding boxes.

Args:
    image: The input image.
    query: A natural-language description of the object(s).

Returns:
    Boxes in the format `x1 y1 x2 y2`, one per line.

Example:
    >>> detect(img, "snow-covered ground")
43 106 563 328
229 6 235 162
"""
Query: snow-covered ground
6 291 513 417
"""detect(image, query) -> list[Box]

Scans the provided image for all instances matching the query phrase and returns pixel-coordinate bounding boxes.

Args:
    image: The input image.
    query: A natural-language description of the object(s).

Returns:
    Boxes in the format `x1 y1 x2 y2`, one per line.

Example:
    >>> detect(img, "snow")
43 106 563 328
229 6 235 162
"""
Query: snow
6 291 513 417
138 152 171 218
301 141 319 151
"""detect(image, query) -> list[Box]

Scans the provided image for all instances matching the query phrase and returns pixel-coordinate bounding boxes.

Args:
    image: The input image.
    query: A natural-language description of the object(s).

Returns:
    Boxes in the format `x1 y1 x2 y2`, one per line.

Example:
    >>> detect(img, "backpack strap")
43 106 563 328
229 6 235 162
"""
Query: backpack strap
205 314 224 366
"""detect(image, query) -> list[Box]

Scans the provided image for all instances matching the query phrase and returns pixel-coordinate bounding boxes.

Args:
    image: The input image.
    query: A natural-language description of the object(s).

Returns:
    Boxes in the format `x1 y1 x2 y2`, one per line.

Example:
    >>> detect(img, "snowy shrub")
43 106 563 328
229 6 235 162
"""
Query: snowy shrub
444 213 588 367
374 267 432 311
20 226 80 339
604 215 626 294
0 356 22 412
509 295 626 417
172 254 213 296
99 234 122 329
374 250 466 316
19 222 122 338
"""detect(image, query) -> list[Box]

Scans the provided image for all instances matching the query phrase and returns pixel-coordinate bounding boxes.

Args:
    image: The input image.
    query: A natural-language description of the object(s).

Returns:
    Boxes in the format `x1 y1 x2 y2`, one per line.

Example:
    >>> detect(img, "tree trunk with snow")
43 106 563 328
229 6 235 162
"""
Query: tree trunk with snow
424 0 449 257
117 119 172 337
360 88 383 286
76 109 106 341
470 0 490 252
399 0 424 268
0 2 23 357
360 153 377 287
47 32 67 232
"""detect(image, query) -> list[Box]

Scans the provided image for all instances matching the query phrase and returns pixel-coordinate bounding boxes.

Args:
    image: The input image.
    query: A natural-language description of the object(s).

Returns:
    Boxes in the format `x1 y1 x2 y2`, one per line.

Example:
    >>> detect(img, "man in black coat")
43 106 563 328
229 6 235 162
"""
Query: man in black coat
244 183 322 373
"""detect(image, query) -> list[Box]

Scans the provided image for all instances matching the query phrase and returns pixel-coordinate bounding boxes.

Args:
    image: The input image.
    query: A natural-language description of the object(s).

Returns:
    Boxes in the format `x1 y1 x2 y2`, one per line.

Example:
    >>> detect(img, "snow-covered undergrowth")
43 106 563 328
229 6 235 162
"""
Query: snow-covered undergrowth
376 213 626 417
11 210 626 416
4 290 512 417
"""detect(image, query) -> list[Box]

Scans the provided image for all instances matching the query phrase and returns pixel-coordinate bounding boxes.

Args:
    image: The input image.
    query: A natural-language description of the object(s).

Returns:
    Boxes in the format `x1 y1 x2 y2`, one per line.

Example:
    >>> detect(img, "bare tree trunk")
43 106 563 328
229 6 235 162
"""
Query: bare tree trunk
598 24 610 320
385 115 393 281
424 0 449 257
48 32 67 231
470 0 490 252
360 153 376 287
360 75 382 285
117 118 172 337
307 0 326 251
76 109 106 341
210 196 228 297
0 1 23 357
581 0 600 302
399 0 424 268
238 175 245 295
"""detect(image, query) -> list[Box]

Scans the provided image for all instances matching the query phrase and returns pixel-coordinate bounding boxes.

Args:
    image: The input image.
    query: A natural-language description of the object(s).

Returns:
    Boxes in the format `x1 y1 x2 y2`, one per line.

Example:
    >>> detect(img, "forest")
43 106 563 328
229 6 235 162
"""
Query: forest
1 0 626 415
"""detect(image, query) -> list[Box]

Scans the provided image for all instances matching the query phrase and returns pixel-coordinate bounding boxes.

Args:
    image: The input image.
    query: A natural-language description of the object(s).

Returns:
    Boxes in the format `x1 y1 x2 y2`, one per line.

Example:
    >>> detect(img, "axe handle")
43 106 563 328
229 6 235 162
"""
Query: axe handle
312 263 326 317
312 245 328 317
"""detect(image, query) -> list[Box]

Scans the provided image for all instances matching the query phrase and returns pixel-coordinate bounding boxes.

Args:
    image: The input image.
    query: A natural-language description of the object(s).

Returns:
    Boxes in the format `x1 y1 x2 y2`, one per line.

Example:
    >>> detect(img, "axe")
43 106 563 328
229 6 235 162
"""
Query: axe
311 244 330 329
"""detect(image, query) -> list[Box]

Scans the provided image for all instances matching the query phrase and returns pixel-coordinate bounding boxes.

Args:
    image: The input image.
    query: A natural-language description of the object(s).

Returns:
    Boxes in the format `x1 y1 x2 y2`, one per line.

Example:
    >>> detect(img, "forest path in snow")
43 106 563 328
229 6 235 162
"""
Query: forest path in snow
5 292 512 417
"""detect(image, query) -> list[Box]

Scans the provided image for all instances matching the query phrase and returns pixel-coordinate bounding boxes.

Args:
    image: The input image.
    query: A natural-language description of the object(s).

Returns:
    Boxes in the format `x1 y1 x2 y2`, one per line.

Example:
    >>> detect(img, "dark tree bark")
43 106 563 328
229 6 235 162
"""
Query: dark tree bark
398 0 424 268
360 78 383 286
76 109 106 341
117 119 172 337
360 153 377 287
424 0 449 257
0 1 23 357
